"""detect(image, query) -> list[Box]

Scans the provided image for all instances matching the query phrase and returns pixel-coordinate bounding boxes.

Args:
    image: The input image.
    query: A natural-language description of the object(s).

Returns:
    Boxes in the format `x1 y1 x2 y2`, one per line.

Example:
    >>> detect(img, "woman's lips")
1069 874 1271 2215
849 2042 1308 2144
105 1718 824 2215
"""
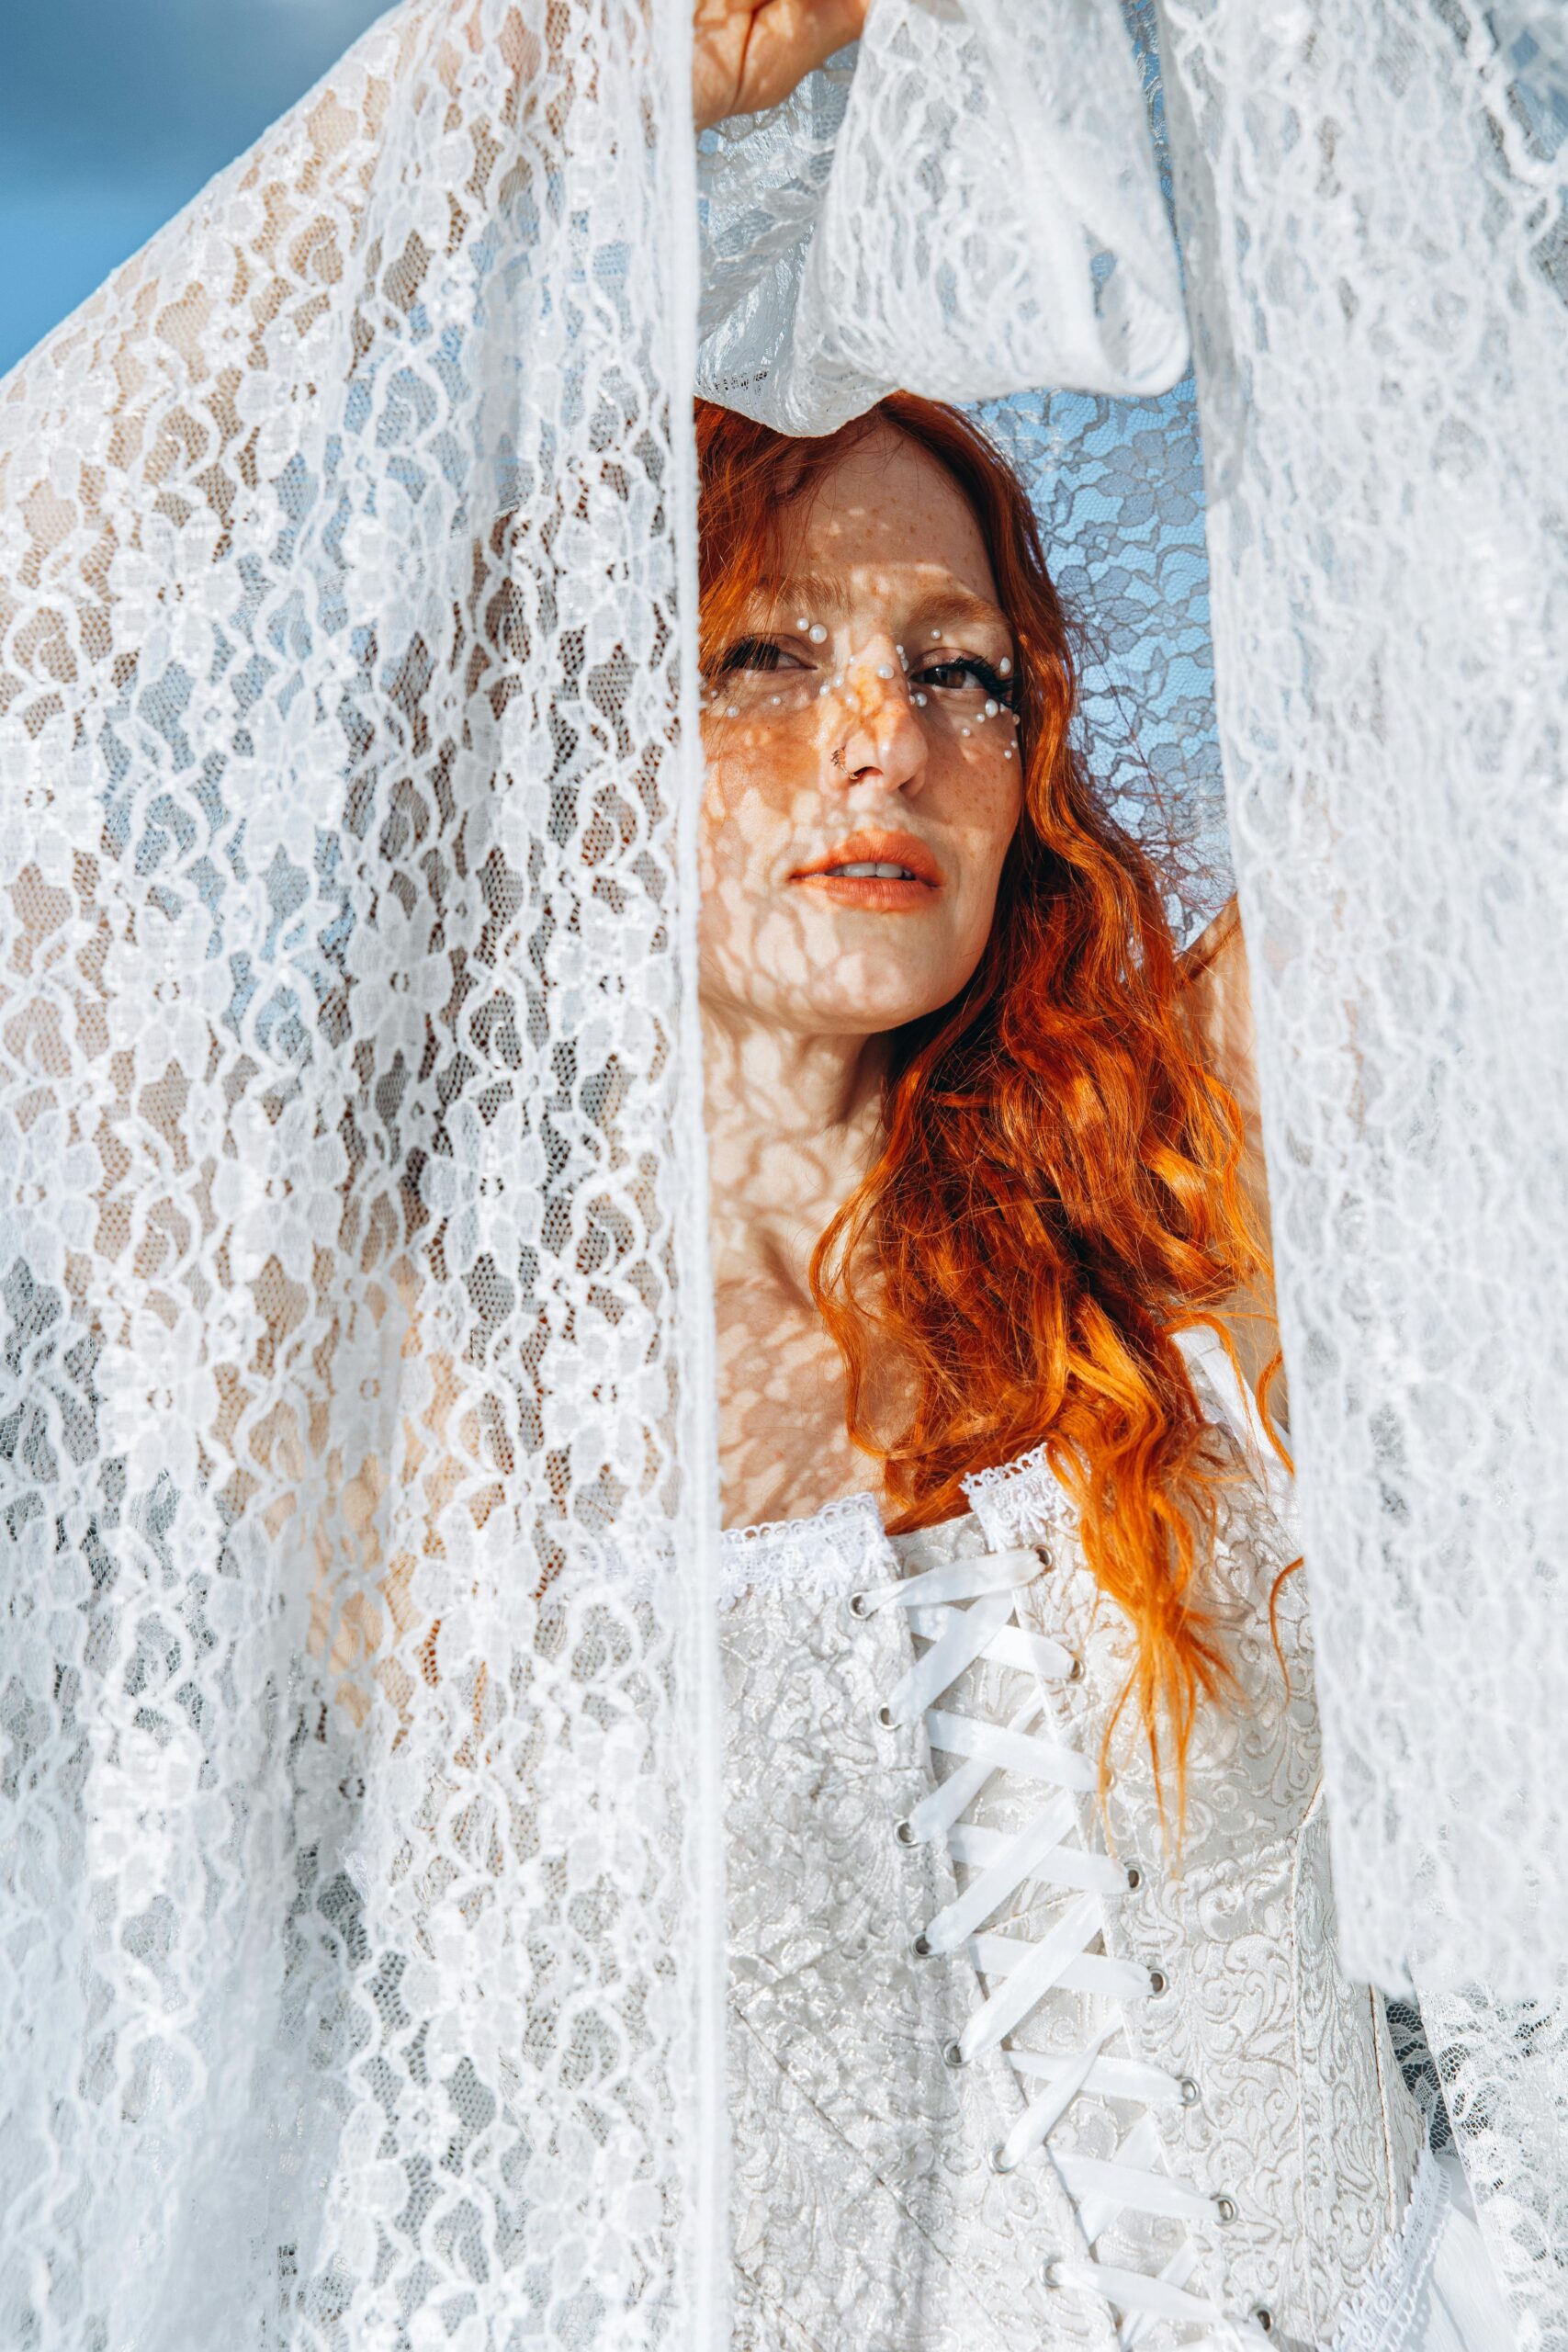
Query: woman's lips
789 831 942 910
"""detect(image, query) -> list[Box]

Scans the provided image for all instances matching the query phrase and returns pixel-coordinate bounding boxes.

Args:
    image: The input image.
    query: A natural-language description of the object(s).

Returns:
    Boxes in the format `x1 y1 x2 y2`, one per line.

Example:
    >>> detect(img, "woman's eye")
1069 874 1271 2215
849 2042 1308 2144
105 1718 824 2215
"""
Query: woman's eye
916 655 1013 699
713 635 804 676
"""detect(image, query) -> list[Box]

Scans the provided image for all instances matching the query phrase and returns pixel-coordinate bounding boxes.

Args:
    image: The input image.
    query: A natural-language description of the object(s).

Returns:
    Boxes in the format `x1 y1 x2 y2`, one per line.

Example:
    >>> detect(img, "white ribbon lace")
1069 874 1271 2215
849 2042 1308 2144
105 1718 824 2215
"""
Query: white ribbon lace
854 1543 1265 2347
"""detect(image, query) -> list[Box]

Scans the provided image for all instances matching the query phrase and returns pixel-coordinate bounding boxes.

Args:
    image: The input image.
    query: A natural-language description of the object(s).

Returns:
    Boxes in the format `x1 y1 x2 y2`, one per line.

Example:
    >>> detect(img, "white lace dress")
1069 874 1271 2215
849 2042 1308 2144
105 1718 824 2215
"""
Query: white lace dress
716 1338 1515 2352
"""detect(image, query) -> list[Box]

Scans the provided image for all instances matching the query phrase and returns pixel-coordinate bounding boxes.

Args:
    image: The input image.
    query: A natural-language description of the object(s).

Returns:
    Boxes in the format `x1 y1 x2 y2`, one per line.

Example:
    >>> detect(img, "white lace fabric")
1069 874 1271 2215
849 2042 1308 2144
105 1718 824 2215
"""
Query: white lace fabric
696 0 1190 430
0 4 728 2345
1157 0 1568 1999
740 0 1568 2017
2 0 1565 2343
0 5 1201 2340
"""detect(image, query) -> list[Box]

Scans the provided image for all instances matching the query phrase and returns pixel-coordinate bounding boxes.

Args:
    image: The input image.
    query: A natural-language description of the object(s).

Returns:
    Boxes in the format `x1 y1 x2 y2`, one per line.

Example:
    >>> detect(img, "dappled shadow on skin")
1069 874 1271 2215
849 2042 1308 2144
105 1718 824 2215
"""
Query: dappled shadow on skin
694 417 1027 1531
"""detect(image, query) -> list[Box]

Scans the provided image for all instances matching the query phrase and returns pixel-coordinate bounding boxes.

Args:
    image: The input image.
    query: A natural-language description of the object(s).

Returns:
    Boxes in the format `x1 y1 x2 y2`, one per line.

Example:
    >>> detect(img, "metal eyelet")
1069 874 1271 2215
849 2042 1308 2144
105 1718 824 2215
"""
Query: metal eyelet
1178 2075 1200 2107
848 1589 874 1619
942 2039 966 2068
1066 1655 1086 1682
1032 1542 1054 1572
876 1703 896 1730
910 1930 933 1960
1042 2256 1066 2290
1147 1968 1168 1996
1124 1864 1142 1891
989 2143 1017 2174
1215 2196 1237 2223
894 1818 917 1847
1254 2309 1274 2335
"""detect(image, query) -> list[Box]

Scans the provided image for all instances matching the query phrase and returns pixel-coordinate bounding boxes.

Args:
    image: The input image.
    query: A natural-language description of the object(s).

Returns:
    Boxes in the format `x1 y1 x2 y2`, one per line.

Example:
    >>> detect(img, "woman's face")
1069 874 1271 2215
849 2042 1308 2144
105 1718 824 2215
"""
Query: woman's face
698 422 1023 1038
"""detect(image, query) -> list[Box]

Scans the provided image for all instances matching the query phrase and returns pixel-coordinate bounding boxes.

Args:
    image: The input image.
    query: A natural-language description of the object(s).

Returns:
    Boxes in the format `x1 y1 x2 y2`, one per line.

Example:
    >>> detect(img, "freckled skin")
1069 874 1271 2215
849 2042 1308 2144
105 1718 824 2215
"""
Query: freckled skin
700 424 1024 1528
699 431 1021 1038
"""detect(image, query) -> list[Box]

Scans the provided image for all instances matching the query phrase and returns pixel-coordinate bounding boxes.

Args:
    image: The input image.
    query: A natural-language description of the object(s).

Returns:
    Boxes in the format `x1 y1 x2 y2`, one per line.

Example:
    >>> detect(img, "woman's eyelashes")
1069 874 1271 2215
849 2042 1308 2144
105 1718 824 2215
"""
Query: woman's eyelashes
710 634 1015 700
918 654 1013 700
715 635 805 674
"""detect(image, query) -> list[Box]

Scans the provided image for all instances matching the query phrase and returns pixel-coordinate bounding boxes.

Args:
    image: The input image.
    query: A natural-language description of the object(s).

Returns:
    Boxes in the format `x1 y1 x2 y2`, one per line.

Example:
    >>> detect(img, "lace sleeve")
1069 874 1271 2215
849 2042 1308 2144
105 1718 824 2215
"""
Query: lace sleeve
695 0 1190 434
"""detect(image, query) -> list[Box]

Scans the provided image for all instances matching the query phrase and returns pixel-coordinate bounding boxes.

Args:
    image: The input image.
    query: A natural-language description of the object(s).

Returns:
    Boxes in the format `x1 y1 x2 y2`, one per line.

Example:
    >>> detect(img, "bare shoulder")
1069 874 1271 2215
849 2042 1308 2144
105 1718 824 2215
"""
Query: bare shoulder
1179 896 1258 1116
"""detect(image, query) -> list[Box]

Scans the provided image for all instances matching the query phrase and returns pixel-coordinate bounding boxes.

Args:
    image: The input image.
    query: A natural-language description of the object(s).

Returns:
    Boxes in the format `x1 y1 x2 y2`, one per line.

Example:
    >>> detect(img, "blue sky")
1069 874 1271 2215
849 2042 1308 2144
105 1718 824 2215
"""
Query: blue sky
0 0 388 377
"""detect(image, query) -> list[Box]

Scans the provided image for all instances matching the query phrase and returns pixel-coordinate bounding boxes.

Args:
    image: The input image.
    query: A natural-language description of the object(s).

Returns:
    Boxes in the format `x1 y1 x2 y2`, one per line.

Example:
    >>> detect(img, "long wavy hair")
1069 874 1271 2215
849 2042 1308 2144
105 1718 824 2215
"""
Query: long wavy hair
695 392 1282 1802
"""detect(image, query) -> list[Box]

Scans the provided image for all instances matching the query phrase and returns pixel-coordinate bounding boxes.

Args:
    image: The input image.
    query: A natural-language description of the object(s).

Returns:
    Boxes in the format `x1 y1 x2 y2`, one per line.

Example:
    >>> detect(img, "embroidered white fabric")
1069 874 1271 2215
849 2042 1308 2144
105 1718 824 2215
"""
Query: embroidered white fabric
696 0 1190 431
718 1490 894 1613
0 4 730 2345
1325 2153 1519 2352
2 0 1564 2343
1179 1334 1564 2352
717 1452 1520 2352
1155 0 1568 1998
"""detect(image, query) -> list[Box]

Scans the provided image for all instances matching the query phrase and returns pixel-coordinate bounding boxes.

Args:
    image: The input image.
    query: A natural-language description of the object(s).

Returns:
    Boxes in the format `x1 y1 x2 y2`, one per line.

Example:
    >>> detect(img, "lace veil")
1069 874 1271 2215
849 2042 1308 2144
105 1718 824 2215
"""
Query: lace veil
1 1 1562 2345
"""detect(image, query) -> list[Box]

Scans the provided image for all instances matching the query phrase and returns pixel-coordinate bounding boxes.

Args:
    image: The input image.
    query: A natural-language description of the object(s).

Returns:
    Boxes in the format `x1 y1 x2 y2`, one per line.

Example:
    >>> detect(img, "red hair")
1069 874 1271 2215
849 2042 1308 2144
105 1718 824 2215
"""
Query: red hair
696 393 1280 1802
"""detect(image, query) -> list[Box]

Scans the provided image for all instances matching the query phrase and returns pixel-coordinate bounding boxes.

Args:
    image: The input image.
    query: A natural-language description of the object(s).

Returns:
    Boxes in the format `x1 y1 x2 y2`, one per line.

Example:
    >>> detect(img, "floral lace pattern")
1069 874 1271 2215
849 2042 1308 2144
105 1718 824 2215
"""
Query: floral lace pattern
0 5 731 2345
718 1490 892 1613
1328 2151 1449 2352
4 0 1563 2342
1159 0 1568 2000
697 0 1188 435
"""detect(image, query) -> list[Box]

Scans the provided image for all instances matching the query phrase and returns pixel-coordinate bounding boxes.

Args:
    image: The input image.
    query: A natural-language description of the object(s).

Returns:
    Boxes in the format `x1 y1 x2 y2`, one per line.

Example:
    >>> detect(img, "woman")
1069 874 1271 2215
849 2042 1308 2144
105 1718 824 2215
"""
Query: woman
694 392 1513 2349
0 5 1550 2346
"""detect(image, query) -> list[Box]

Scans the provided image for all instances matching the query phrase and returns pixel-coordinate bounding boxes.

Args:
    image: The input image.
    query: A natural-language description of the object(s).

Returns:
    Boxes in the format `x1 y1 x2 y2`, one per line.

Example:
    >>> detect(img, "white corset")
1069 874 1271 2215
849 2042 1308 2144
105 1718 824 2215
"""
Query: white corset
718 1353 1511 2352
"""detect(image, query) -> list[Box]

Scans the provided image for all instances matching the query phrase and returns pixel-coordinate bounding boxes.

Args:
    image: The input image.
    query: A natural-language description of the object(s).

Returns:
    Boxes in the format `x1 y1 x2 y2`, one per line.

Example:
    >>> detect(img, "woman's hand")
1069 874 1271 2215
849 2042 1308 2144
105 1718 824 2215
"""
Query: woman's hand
693 0 869 132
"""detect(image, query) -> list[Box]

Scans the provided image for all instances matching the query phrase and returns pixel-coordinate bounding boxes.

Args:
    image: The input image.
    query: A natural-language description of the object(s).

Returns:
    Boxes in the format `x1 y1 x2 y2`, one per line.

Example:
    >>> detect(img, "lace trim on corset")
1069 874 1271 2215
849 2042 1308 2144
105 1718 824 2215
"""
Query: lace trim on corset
717 1449 1082 1611
718 1490 894 1612
1326 2146 1448 2352
962 1443 1077 1551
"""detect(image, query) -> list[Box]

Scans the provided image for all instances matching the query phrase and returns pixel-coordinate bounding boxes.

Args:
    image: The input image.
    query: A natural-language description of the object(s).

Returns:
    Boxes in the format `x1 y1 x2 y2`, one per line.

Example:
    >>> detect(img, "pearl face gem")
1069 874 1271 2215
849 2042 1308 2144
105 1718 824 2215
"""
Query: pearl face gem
795 616 810 631
984 698 998 718
875 664 894 680
998 656 1012 675
914 692 929 707
808 623 828 643
931 628 942 640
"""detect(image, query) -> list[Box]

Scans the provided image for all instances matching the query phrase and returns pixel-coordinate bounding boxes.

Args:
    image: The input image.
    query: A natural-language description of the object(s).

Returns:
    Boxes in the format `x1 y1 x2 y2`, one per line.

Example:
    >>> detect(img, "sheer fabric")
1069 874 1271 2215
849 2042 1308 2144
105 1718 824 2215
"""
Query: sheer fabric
1156 0 1568 1999
2 1 1565 2346
975 369 1231 952
972 6 1233 953
0 4 728 2343
696 0 1190 430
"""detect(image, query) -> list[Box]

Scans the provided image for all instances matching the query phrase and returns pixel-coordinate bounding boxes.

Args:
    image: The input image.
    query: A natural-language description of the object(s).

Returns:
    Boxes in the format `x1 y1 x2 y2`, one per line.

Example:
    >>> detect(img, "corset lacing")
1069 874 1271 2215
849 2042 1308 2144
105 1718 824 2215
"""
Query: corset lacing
852 1538 1258 2347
